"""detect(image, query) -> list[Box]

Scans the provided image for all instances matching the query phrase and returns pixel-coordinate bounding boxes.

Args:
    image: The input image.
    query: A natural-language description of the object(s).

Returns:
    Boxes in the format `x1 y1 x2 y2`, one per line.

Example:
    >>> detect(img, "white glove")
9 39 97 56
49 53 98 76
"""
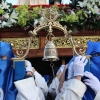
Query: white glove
25 60 33 73
73 55 88 77
67 62 74 79
26 66 33 72
56 65 65 75
84 71 100 94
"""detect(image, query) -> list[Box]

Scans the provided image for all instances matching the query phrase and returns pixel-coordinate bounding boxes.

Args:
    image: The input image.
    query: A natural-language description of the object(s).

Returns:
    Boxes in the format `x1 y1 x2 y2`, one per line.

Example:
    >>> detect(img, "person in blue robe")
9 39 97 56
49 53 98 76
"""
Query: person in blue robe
65 40 100 100
0 41 17 100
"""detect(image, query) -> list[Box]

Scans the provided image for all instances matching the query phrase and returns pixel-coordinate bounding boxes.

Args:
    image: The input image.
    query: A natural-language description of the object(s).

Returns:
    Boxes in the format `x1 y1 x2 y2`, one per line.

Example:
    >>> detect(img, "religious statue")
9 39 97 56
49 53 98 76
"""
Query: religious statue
17 0 68 5
17 0 49 5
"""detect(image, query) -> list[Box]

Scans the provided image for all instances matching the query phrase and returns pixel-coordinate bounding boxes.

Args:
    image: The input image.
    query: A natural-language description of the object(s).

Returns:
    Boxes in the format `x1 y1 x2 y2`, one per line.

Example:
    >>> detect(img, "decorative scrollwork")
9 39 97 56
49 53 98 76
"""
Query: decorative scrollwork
1 37 39 60
29 8 72 37
42 8 58 22
52 36 100 48
52 36 100 58
8 8 98 60
1 37 39 50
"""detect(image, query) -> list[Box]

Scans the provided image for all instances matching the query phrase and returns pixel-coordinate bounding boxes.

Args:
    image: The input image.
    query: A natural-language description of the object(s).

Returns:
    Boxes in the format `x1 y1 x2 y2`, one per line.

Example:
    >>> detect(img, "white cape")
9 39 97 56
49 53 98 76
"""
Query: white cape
14 77 45 100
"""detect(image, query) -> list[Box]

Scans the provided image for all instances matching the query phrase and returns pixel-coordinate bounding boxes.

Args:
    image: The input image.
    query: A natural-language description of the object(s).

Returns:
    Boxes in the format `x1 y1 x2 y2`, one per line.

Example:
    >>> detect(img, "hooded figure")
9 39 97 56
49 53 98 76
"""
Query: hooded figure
82 41 100 100
0 41 17 100
66 40 100 100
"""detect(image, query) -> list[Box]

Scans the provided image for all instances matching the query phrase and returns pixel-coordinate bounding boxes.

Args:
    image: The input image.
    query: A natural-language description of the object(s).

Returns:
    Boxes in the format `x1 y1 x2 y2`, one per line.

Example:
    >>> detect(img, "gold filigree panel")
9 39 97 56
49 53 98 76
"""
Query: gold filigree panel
1 36 100 50
1 37 39 50
52 36 100 48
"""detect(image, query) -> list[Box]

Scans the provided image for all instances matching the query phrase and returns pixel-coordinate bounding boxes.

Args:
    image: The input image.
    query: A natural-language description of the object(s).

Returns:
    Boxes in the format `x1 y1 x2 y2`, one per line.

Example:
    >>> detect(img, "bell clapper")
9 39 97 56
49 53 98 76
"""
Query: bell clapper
50 61 55 78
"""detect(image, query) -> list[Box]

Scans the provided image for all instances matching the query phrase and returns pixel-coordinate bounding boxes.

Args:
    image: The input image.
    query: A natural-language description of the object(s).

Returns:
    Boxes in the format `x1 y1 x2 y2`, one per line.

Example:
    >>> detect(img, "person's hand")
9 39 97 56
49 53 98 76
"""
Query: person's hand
26 66 36 73
25 60 33 73
73 55 88 77
84 71 100 94
26 64 33 72
68 62 74 79
26 71 33 76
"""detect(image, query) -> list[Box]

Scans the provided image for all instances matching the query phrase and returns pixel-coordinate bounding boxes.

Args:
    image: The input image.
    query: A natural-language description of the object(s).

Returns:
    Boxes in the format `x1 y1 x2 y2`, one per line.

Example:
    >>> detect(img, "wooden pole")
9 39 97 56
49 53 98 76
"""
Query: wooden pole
62 57 65 65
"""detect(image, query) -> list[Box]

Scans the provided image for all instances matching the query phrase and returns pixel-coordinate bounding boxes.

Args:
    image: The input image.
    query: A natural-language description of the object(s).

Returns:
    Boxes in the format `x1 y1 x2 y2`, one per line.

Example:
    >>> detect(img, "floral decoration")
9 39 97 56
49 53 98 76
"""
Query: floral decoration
58 0 100 32
0 1 18 28
15 4 44 30
0 0 100 33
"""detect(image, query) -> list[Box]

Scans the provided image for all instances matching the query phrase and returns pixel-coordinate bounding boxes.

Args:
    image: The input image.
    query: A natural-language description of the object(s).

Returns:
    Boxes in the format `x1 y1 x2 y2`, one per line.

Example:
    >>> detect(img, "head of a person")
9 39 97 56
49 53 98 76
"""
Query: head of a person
86 41 100 56
86 40 100 80
0 41 14 67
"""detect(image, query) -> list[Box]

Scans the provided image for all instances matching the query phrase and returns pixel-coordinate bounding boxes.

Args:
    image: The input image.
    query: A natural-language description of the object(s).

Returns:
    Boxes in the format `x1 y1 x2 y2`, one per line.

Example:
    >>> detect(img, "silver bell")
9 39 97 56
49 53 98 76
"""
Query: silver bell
42 41 59 61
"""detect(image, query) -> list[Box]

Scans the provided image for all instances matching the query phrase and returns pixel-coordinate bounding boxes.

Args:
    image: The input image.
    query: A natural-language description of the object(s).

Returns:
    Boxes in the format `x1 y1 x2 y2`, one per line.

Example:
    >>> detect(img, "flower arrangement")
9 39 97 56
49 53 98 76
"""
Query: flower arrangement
15 4 43 30
0 1 18 28
58 0 100 32
0 0 100 33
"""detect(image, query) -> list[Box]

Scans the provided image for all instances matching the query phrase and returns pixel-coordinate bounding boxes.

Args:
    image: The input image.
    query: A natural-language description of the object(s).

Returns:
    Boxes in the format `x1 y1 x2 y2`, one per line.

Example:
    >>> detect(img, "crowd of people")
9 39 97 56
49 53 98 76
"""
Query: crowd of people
1 40 100 100
1 1 100 100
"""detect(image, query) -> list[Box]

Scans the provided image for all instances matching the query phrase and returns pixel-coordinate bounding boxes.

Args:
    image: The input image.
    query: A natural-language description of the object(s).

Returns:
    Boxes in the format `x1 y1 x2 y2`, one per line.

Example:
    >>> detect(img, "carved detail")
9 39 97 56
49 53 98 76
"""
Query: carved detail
52 36 100 48
1 37 39 50
1 36 100 51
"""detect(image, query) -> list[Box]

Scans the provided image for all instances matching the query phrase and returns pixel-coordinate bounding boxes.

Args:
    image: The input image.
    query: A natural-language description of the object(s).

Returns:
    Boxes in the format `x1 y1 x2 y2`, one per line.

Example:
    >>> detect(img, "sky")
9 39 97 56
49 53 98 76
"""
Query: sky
6 0 70 5
6 0 17 5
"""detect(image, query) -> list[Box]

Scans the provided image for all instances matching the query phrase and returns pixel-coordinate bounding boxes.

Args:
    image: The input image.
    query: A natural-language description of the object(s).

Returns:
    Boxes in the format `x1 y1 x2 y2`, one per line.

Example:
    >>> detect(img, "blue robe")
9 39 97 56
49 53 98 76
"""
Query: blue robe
0 41 17 100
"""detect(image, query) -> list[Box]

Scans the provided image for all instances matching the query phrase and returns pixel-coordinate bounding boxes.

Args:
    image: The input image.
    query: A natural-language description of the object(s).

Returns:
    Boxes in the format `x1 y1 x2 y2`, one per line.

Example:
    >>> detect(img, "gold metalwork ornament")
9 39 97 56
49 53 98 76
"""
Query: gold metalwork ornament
42 8 58 22
28 8 72 37
1 37 39 50
10 7 96 61
52 36 100 48
28 8 72 62
11 37 32 60
2 36 100 50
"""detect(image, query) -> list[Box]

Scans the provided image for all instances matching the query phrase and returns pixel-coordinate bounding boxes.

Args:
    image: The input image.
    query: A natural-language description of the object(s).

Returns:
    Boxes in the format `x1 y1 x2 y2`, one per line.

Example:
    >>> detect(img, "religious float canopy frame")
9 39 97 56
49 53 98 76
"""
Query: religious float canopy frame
11 8 91 61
